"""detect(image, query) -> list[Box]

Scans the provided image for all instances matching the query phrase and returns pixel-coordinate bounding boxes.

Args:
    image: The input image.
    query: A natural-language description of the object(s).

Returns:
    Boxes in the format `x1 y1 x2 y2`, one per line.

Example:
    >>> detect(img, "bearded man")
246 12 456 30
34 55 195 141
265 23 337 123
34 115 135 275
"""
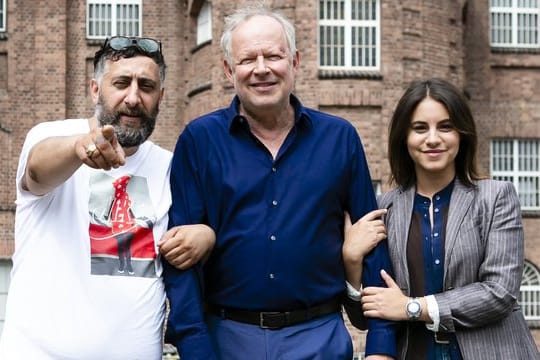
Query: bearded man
0 36 216 360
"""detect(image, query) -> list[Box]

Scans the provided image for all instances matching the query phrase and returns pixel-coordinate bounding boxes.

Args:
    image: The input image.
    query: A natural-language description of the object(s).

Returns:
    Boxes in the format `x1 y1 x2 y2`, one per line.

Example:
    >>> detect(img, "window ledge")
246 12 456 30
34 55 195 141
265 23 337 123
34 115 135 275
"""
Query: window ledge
191 40 211 54
318 69 382 80
521 210 540 218
187 81 212 98
491 47 540 54
86 38 106 46
526 320 540 328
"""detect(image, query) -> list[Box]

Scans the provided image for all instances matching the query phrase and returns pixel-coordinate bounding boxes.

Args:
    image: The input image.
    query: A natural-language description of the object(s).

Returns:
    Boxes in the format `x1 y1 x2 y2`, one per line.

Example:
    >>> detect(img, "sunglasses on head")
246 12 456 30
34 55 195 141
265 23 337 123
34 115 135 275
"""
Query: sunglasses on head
103 36 162 55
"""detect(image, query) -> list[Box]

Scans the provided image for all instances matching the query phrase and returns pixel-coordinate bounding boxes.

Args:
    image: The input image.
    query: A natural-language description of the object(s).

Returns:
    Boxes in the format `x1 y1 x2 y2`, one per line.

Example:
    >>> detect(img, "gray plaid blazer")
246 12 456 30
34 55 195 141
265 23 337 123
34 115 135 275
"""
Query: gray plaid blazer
378 179 539 360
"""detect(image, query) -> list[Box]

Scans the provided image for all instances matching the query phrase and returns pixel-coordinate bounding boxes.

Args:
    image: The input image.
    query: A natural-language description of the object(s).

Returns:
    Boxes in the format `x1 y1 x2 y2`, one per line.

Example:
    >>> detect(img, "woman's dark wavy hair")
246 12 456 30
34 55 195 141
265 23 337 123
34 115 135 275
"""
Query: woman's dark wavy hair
388 78 484 189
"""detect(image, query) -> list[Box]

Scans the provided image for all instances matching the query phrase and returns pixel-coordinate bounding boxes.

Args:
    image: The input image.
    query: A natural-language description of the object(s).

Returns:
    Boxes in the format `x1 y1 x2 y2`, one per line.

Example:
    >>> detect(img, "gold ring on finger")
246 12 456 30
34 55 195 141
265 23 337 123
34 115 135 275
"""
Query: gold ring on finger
85 143 97 158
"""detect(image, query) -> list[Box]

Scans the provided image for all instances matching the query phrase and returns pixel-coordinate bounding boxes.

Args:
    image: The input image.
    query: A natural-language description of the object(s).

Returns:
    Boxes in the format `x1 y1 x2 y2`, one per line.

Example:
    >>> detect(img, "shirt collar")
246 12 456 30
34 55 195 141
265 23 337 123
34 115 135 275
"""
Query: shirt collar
227 94 312 133
414 179 455 206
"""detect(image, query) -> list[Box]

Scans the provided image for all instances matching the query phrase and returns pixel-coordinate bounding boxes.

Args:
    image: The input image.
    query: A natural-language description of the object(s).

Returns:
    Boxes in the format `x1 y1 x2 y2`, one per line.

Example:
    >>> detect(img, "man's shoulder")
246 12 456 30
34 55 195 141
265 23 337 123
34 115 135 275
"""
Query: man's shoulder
143 140 172 158
185 108 229 131
303 107 350 125
192 107 229 123
31 118 88 133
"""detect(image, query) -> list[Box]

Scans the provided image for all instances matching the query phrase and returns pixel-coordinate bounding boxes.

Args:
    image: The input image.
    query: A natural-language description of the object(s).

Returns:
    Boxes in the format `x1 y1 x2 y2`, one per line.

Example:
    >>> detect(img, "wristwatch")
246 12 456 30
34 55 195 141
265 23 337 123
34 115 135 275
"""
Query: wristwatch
406 297 422 321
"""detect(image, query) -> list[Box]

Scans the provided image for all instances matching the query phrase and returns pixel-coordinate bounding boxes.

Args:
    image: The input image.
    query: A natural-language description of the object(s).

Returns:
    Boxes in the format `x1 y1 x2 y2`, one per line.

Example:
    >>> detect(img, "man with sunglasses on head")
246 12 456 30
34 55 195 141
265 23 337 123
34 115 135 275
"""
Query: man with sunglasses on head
0 36 216 360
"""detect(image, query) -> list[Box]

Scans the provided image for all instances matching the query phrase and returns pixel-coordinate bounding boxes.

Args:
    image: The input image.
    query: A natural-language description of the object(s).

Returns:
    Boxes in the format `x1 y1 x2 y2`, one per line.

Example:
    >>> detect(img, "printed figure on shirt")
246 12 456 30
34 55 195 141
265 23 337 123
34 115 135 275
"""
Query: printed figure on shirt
89 173 158 277
161 4 397 360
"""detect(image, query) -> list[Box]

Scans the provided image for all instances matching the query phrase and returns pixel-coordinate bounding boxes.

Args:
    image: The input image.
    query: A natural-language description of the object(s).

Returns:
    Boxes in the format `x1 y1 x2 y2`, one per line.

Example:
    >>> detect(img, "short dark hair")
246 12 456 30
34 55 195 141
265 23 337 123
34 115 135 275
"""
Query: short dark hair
388 78 484 189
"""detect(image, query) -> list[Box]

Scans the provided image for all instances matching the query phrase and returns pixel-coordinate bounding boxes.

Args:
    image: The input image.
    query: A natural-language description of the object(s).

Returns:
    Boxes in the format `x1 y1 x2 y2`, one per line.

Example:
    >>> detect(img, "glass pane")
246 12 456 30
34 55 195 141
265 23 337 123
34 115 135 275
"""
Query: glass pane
492 140 513 171
518 13 538 45
519 140 539 171
88 3 112 37
519 176 539 207
320 0 345 20
0 0 4 30
116 4 139 37
319 26 345 66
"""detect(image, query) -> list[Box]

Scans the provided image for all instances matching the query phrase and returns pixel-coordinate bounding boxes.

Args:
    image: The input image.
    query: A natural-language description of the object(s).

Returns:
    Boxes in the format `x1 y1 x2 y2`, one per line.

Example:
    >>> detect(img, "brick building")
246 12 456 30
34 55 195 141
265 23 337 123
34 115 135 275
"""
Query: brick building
0 0 539 356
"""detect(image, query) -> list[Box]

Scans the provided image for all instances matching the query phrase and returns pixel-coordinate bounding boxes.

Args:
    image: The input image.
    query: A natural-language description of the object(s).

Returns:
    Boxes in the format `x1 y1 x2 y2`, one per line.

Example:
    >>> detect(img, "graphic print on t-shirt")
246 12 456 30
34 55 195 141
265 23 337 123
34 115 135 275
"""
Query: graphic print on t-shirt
88 172 158 278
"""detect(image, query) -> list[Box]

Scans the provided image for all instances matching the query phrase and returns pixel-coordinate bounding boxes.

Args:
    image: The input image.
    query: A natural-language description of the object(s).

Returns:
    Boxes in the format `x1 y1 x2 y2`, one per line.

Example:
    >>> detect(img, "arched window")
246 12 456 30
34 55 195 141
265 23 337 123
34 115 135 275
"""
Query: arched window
197 1 212 45
520 260 540 320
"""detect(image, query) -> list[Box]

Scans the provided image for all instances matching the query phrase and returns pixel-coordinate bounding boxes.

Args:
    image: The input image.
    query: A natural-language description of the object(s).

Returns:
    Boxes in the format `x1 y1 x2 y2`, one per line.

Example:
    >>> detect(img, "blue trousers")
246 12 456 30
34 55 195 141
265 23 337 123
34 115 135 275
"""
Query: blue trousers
207 312 353 360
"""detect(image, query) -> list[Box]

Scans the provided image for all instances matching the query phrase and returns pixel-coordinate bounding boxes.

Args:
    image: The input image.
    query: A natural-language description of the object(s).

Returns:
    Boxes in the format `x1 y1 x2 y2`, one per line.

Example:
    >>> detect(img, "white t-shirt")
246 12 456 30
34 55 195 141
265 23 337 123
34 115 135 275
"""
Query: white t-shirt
0 119 172 360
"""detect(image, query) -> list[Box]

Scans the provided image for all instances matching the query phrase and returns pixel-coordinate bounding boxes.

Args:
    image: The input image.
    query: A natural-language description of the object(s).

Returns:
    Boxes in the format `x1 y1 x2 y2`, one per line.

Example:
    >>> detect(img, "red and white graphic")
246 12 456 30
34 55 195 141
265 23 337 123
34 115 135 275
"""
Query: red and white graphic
88 173 157 277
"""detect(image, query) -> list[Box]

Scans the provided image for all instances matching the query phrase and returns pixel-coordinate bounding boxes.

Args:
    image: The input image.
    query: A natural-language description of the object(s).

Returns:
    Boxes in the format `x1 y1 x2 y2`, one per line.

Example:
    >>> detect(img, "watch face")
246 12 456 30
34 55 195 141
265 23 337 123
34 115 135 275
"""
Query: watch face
408 301 420 313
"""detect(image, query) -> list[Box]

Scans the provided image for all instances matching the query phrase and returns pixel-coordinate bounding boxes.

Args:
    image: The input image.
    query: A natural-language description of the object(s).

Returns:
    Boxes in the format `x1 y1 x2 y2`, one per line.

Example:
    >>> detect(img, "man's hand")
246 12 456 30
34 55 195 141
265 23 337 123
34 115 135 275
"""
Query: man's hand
158 224 216 270
78 123 125 170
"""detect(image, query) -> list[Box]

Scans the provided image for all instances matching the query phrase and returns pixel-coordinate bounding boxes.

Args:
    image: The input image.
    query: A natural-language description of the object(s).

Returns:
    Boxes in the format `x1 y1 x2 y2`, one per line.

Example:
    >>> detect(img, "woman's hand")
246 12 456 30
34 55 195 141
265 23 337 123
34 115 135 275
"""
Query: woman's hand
343 209 388 289
343 209 388 267
361 270 409 321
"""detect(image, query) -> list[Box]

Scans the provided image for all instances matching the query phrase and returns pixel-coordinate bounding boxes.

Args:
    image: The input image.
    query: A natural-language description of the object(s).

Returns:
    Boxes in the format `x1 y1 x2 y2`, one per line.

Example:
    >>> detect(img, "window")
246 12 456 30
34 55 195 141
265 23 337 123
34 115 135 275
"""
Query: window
372 180 382 195
520 260 540 320
0 259 12 338
87 0 142 39
490 0 540 48
197 1 212 45
0 0 5 32
318 0 380 70
491 139 540 210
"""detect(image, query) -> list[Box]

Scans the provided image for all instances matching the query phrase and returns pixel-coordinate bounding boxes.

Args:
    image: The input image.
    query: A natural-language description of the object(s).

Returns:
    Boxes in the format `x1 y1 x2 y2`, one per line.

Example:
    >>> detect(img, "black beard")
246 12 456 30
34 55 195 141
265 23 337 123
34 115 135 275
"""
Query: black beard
95 98 158 148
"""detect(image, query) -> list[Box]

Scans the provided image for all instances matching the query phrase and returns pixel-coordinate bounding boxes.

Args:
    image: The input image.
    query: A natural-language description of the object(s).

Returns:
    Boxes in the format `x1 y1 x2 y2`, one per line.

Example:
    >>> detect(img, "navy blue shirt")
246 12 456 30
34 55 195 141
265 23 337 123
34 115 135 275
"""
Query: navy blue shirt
407 182 462 360
164 95 396 357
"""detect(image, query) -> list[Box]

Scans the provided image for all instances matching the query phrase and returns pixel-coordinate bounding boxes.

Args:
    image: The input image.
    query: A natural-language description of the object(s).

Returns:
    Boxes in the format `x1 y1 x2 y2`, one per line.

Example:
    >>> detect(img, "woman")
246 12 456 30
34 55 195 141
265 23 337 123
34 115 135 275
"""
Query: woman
345 78 539 359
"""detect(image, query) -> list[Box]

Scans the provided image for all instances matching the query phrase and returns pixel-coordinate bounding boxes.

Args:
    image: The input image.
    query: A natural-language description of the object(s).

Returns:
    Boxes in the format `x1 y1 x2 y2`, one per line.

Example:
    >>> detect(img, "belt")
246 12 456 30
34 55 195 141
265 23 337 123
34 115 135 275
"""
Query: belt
434 331 451 344
206 297 342 330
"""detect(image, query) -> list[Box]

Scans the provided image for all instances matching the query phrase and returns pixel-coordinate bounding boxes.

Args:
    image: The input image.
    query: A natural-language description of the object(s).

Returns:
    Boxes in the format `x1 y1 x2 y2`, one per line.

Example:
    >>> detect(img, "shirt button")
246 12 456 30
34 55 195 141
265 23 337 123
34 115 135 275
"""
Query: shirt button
434 208 440 213
272 167 277 172
434 232 439 237
435 195 440 200
270 235 276 241
272 200 278 206
435 259 440 265
269 273 275 279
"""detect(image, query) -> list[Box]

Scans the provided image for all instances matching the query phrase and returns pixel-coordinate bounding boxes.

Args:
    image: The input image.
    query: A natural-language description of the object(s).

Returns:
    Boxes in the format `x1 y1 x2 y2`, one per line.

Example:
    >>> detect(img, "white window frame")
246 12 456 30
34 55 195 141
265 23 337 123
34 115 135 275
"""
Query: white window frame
372 180 382 196
491 139 540 210
196 1 212 45
0 259 12 339
490 0 540 48
318 0 380 71
87 0 142 40
520 260 540 320
0 0 6 32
